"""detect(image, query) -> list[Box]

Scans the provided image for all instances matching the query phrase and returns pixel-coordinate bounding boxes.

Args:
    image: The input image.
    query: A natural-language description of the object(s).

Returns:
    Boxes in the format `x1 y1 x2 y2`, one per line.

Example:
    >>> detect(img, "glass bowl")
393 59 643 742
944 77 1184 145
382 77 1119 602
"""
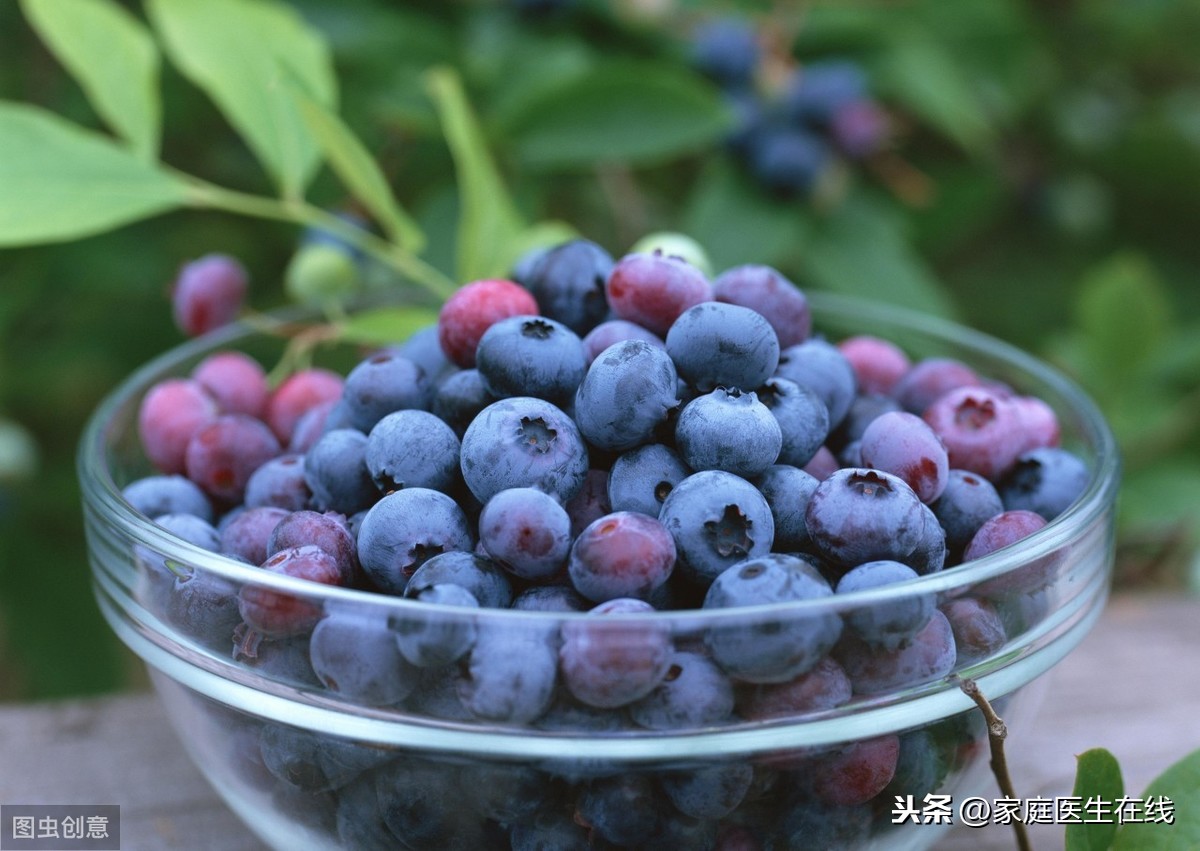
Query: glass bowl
78 293 1119 850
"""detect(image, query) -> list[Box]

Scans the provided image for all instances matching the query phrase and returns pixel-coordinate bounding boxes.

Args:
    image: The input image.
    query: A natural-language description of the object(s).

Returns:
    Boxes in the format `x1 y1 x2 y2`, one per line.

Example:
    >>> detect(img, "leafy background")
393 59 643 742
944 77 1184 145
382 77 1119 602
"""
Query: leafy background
0 0 1199 706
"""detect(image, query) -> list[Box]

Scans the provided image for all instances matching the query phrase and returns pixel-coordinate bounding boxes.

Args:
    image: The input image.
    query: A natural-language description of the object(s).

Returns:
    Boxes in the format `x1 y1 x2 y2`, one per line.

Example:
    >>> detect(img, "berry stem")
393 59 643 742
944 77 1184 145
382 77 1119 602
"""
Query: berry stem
181 179 457 300
953 675 1032 851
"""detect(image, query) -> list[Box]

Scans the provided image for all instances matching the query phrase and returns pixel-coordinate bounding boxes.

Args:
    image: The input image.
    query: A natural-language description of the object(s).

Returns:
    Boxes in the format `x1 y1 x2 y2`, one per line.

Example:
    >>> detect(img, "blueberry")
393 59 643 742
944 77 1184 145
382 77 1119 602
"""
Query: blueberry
835 560 932 651
374 759 490 850
748 126 832 198
775 337 857 429
607 443 692 518
366 409 461 494
940 596 1007 665
931 469 1005 563
736 656 853 721
393 324 455 386
403 550 513 609
164 566 241 649
882 728 951 803
831 98 889 158
756 377 830 468
628 650 735 730
575 773 663 846
834 609 957 695
703 554 841 682
460 397 589 504
459 622 558 723
304 428 378 515
659 470 775 586
511 584 591 613
521 238 614 334
803 734 901 807
997 447 1089 520
675 388 782 478
454 761 551 826
754 464 819 551
659 762 754 820
804 468 927 569
430 368 495 438
474 315 587 407
342 352 429 433
356 489 474 594
779 60 869 125
309 608 419 705
560 598 673 708
244 454 311 511
334 771 399 851
691 17 760 88
152 512 221 551
574 339 679 452
122 473 214 522
900 501 948 576
666 302 780 392
510 807 590 851
834 392 901 446
393 583 479 667
564 467 612 538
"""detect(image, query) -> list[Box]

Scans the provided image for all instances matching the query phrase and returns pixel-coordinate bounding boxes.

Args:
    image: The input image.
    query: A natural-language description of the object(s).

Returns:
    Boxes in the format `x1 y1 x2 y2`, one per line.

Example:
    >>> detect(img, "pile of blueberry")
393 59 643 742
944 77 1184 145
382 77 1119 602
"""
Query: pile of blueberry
692 17 890 198
125 238 1088 848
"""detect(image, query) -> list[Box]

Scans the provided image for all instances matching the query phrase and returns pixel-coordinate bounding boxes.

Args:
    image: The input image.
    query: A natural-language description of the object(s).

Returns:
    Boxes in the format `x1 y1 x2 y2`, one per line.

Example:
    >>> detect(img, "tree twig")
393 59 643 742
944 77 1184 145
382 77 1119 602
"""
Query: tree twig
954 675 1033 851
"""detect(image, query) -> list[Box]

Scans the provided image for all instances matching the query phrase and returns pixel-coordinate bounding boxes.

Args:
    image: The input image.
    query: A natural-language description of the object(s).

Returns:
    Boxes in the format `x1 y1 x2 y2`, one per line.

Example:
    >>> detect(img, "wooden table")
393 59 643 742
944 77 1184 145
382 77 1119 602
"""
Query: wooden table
1 592 1197 850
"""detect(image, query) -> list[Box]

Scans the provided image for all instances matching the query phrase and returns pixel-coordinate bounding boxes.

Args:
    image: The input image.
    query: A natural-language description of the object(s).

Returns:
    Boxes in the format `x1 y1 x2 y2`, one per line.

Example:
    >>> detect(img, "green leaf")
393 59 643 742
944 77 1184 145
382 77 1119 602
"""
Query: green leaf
0 102 189 246
501 62 734 170
20 0 161 160
873 34 993 154
800 192 958 318
1067 749 1124 851
336 306 441 347
1075 253 1172 394
425 67 525 283
683 163 804 273
1113 748 1200 850
293 91 424 252
145 0 336 198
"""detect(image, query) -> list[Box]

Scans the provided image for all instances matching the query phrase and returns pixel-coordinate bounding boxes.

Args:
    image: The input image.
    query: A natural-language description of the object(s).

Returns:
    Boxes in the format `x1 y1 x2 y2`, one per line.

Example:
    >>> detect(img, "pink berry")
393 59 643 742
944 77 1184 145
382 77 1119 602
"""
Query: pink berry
1013 395 1061 452
192 351 269 418
922 385 1026 481
581 320 665 365
801 445 839 481
965 509 1059 598
171 254 248 337
264 368 344 443
437 279 539 368
137 378 219 474
605 252 713 337
184 414 281 503
712 264 811 347
837 335 911 395
859 411 950 503
893 357 979 415
806 735 900 806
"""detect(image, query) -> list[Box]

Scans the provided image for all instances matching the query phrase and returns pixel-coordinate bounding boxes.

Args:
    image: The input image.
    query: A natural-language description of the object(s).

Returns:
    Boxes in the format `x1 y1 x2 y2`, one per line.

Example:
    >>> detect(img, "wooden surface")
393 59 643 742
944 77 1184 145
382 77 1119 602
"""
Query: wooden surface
0 592 1197 850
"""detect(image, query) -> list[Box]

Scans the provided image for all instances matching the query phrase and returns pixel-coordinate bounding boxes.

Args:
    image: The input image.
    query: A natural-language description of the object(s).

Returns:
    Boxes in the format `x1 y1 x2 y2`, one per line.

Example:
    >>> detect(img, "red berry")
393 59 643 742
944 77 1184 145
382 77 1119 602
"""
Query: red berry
238 545 343 637
605 252 713 337
171 254 248 337
137 378 219 474
437 279 539 368
192 351 269 418
264 368 344 443
838 335 911 396
184 414 281 503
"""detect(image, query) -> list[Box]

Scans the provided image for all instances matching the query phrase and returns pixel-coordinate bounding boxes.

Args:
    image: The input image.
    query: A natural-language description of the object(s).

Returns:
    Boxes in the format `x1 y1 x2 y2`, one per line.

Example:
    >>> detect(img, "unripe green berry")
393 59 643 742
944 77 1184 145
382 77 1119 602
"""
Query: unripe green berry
285 244 360 305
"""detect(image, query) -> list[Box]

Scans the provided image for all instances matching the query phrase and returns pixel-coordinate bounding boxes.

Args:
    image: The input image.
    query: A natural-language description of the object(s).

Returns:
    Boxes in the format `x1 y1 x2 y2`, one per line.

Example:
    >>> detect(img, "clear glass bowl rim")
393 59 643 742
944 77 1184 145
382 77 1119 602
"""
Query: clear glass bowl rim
77 291 1121 626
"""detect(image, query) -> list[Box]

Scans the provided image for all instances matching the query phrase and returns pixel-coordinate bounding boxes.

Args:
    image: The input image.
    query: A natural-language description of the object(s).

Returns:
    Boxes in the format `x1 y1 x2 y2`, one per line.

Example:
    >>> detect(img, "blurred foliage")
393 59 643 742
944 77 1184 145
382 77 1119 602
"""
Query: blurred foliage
1 0 1198 699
